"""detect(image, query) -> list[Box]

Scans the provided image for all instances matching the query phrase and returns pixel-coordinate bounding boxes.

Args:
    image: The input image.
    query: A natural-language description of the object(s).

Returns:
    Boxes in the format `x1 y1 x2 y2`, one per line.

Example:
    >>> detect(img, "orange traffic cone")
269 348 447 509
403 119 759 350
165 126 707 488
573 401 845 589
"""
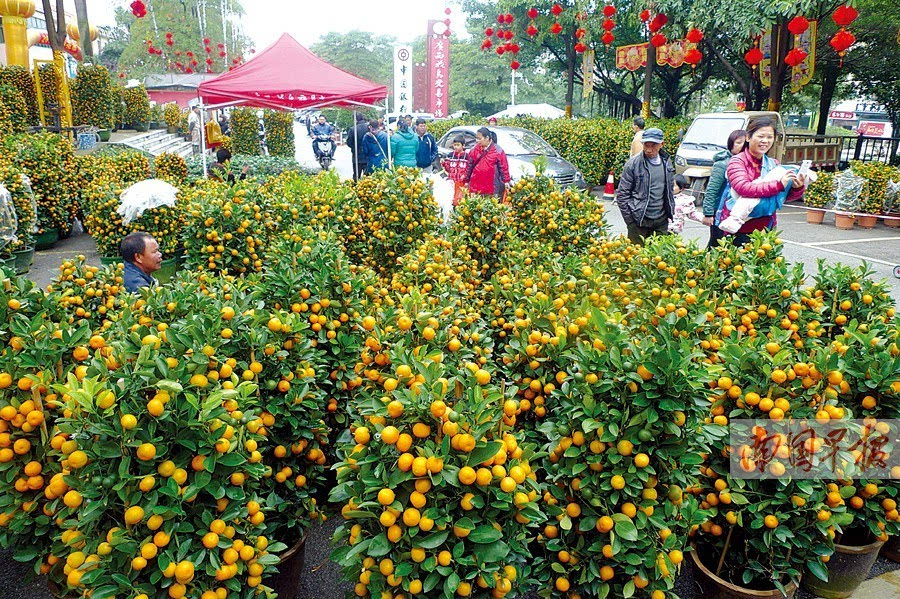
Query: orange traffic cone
603 170 616 201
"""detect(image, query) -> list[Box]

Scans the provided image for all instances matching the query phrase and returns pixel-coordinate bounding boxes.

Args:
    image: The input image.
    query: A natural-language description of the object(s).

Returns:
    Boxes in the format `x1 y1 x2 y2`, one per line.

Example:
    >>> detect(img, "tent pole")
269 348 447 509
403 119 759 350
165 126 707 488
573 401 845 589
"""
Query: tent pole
353 110 359 179
200 99 208 178
385 97 392 168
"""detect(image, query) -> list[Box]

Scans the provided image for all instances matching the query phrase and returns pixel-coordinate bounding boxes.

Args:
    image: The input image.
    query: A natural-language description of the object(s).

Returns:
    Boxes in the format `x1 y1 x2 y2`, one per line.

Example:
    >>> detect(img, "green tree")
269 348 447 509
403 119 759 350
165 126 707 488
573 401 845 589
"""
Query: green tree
310 31 395 86
847 0 900 132
115 0 251 79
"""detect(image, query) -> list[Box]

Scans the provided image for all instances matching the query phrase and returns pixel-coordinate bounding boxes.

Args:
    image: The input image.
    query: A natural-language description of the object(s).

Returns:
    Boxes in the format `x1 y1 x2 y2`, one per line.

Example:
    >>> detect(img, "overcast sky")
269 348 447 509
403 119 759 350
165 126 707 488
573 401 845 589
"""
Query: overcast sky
89 0 467 48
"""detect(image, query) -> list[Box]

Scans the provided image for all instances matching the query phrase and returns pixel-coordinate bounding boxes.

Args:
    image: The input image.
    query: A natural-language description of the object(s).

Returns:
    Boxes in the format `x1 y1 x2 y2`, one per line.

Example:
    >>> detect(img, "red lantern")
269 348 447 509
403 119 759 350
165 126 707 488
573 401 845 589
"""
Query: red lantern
504 30 515 40
506 14 514 23
574 42 587 53
497 14 505 24
603 5 616 17
185 68 193 74
686 28 703 44
147 46 154 55
219 51 227 57
744 46 763 67
551 3 563 16
482 39 493 50
485 28 494 37
119 73 125 78
203 37 211 45
602 19 615 32
576 28 587 39
527 7 538 19
206 46 212 53
496 46 505 55
510 60 521 70
510 43 520 54
444 18 450 26
602 32 615 45
165 32 173 38
130 0 146 18
527 25 538 37
640 9 650 22
830 29 855 53
206 58 214 65
832 4 859 27
649 15 667 33
787 16 810 36
166 39 173 46
218 43 225 48
186 51 194 57
550 22 563 34
651 34 667 47
684 48 702 66
784 48 807 67
445 7 451 15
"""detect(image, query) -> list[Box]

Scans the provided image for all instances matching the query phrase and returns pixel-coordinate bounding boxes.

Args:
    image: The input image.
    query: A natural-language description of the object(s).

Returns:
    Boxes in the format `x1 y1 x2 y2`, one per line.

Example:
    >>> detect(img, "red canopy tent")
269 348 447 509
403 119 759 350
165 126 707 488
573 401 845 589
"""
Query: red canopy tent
196 33 389 174
197 33 388 111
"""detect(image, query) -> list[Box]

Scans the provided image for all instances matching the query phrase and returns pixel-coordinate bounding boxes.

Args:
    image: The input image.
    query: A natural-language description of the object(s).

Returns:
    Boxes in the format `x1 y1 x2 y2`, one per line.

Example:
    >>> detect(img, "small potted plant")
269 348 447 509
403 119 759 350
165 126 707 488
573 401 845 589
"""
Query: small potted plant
149 103 165 129
833 170 864 230
164 102 181 134
803 171 833 224
850 161 891 229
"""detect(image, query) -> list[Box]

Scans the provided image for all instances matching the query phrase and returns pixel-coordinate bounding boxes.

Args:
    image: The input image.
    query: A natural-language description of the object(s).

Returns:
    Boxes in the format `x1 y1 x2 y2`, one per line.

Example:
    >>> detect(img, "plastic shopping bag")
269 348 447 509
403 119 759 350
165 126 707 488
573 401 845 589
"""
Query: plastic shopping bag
118 179 180 225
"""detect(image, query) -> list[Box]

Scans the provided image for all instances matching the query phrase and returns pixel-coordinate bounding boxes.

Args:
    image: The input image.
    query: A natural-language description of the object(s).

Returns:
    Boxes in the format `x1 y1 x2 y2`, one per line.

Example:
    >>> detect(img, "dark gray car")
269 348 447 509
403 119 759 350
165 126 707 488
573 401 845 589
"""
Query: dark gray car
436 125 588 189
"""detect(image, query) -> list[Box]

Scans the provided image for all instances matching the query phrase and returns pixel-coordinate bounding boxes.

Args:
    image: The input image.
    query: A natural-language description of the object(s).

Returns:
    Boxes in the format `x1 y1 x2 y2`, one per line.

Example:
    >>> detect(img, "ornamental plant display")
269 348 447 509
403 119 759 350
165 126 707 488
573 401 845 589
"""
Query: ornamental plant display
154 152 188 185
163 103 182 130
70 64 116 130
229 108 261 156
262 110 295 157
850 161 898 216
0 84 29 133
0 133 78 235
0 66 39 126
149 103 164 125
0 165 897 599
804 171 835 209
123 85 151 128
37 63 61 110
186 155 307 181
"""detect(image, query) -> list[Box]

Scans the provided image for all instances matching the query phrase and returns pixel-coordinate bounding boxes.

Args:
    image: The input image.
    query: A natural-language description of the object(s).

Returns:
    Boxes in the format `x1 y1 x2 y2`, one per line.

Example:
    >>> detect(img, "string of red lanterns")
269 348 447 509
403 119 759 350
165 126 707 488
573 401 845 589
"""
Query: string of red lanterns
830 3 858 66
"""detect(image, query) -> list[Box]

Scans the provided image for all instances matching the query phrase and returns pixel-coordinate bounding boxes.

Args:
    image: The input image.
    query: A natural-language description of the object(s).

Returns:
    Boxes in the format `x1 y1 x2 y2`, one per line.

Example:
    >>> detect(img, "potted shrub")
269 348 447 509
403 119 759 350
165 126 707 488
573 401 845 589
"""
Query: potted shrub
123 85 150 131
263 110 295 157
230 108 263 156
850 161 891 229
153 152 188 185
164 102 181 134
833 170 864 230
803 171 833 224
0 65 40 126
149 103 165 129
0 83 29 133
70 64 116 138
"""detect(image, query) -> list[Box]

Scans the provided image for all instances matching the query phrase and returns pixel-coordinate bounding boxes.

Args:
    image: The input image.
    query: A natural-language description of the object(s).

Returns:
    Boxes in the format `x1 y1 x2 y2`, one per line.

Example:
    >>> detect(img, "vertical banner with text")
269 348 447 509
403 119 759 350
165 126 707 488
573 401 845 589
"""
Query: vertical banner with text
428 35 450 118
393 46 413 115
582 50 595 99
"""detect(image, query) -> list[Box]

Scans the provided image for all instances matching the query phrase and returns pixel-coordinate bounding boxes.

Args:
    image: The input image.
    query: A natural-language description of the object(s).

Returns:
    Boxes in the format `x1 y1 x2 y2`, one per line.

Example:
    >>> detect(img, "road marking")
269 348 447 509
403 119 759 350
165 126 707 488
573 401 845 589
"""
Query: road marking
808 236 900 246
779 238 896 267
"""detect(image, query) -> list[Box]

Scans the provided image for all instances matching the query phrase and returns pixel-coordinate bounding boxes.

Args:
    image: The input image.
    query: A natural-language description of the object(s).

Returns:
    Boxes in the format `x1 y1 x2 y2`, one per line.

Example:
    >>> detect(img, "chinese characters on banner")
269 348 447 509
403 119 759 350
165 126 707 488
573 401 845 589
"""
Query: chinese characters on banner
428 35 450 118
582 49 595 99
760 21 817 92
393 46 413 115
615 41 688 71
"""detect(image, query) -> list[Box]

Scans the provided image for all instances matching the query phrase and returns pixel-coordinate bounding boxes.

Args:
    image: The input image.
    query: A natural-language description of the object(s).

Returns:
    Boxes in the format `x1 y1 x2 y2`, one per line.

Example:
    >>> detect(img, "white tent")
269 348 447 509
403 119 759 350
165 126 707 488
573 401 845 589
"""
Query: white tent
489 103 566 120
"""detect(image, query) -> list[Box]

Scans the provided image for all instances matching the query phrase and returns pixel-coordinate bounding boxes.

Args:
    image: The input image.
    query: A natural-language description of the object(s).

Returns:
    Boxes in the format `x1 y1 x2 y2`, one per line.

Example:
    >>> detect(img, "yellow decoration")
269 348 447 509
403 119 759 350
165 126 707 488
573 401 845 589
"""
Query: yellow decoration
0 0 36 67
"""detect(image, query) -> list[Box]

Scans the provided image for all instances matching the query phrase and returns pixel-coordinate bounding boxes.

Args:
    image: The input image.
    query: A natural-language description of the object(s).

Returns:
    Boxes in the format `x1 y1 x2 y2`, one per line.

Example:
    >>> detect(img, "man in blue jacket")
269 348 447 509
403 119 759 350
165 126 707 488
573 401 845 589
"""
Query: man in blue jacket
121 232 162 293
415 119 438 173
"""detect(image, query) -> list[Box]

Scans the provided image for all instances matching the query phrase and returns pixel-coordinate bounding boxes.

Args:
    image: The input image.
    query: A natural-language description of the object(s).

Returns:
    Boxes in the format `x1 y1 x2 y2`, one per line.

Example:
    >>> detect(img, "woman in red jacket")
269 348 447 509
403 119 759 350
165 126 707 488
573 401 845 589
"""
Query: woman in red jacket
467 127 511 198
721 117 806 246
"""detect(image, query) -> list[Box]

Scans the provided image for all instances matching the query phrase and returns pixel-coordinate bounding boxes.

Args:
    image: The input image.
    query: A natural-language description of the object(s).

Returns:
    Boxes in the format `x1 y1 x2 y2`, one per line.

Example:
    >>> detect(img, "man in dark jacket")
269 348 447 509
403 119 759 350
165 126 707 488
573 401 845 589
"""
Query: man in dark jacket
121 232 161 293
616 128 675 245
346 113 370 180
414 119 438 173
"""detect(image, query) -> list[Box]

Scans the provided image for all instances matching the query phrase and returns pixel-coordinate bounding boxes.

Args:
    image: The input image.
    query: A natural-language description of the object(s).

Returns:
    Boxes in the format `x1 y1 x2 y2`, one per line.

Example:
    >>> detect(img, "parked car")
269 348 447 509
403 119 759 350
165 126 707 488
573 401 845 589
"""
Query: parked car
436 125 588 189
386 112 436 132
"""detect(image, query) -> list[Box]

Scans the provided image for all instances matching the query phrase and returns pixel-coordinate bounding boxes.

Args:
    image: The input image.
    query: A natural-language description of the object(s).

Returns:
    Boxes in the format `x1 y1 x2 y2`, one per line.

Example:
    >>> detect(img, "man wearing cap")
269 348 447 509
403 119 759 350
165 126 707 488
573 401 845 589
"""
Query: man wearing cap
616 127 675 246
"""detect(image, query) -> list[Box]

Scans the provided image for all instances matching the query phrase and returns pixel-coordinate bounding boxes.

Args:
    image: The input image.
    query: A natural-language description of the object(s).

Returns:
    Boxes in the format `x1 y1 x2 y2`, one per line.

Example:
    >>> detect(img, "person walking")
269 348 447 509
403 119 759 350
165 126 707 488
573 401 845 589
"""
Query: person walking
346 113 370 180
390 120 420 168
363 119 389 173
703 129 747 248
188 105 201 155
467 127 510 198
719 117 806 246
218 112 230 136
629 116 646 158
415 119 438 173
617 127 675 246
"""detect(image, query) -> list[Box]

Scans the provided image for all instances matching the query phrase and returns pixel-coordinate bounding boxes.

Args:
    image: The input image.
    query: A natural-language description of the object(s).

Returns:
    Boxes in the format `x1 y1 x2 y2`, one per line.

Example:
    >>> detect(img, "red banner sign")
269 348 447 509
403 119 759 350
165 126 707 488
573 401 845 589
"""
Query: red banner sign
857 121 886 137
829 110 856 120
428 33 449 118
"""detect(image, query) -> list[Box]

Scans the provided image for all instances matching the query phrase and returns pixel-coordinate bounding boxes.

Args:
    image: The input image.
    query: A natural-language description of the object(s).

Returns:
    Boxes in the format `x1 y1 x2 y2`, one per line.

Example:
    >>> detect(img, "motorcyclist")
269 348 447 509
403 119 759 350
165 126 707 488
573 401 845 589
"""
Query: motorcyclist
311 115 335 159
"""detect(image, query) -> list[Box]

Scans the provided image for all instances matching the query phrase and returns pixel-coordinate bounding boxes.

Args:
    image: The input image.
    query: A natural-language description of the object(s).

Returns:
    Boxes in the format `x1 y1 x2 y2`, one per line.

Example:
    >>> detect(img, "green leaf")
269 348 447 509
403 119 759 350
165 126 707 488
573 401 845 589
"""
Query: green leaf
472 540 509 563
419 530 449 549
806 558 828 582
468 525 502 544
467 441 503 467
614 519 638 541
367 533 390 557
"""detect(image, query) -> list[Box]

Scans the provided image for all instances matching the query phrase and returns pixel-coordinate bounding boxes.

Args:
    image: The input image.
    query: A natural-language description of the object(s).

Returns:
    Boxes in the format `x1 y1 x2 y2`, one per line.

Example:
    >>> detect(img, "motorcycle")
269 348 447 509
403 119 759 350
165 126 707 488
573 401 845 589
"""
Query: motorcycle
313 135 336 171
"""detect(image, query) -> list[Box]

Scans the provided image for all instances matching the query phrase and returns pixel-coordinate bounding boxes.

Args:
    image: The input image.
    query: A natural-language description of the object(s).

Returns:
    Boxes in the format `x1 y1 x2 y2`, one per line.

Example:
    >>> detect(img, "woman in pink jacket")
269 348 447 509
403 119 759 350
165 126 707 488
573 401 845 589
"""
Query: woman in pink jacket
721 117 806 246
467 128 511 198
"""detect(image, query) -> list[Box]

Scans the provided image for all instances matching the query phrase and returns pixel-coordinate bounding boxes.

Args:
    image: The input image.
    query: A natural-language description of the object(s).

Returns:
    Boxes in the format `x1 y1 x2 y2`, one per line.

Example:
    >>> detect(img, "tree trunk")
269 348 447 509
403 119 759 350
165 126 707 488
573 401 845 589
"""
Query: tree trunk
564 36 575 118
767 22 791 111
661 70 682 118
41 0 66 51
74 0 93 61
816 59 839 135
643 43 656 118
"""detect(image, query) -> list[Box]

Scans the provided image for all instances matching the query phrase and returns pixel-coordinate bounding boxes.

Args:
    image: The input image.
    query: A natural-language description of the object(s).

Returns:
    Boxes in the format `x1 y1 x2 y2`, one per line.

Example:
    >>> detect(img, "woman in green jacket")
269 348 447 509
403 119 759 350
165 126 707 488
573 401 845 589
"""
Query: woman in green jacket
703 129 746 248
390 121 420 168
